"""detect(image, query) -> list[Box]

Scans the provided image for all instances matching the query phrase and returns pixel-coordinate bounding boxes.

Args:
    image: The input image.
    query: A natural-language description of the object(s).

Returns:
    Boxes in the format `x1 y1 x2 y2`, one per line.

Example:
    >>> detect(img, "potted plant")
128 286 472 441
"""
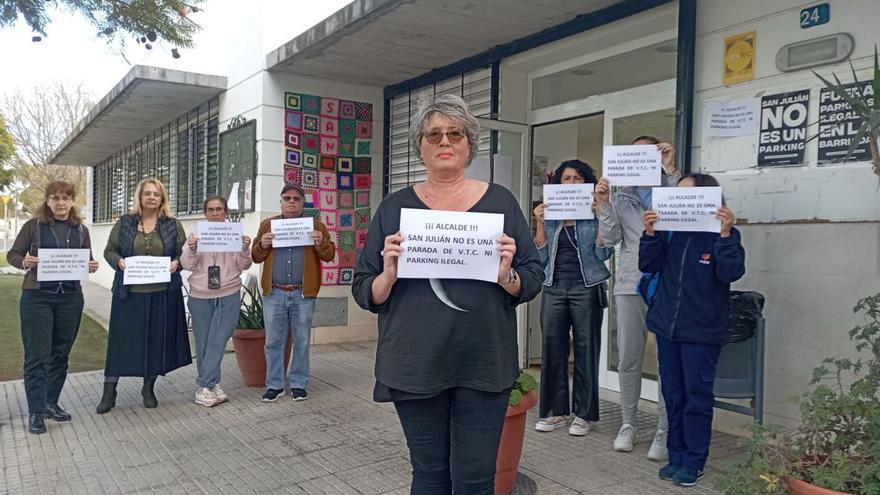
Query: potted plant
231 286 292 387
495 370 539 495
717 293 880 495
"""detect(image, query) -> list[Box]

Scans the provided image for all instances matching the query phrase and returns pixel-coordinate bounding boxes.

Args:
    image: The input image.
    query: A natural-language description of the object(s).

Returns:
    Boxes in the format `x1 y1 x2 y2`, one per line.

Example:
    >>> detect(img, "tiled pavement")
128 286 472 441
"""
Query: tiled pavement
0 340 742 494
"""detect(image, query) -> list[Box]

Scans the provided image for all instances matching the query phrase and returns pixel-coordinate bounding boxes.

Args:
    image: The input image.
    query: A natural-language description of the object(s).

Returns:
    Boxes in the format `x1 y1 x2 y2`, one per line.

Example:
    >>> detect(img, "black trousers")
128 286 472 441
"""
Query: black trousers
539 280 603 421
20 290 84 414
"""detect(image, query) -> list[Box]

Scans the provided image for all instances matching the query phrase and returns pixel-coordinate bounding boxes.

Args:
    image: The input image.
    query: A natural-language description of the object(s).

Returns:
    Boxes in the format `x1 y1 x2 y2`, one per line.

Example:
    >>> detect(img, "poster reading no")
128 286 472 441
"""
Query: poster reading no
123 256 171 285
543 184 594 220
271 217 314 248
36 248 91 282
652 187 722 233
397 208 503 282
197 221 243 252
758 89 809 166
602 145 662 186
818 80 875 164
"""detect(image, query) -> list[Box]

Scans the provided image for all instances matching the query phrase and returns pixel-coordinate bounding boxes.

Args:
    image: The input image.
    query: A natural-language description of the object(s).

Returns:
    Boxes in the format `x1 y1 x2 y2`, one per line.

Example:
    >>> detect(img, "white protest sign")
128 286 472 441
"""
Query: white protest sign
603 145 662 186
36 249 91 282
271 217 314 247
398 208 503 283
197 221 243 252
228 182 240 210
543 184 594 220
703 98 759 137
123 256 172 285
652 187 722 233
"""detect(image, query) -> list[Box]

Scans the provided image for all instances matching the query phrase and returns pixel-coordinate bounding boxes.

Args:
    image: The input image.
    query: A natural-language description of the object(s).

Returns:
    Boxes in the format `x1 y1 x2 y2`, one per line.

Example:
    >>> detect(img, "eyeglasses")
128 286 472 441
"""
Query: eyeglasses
48 195 73 203
141 191 162 198
281 195 303 203
205 207 226 214
422 128 467 145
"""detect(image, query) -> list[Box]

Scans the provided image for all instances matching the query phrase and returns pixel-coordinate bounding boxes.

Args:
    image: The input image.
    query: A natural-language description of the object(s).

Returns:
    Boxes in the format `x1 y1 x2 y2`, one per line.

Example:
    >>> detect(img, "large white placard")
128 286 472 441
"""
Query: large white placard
602 145 662 186
652 187 722 233
271 217 314 248
123 256 172 285
543 184 594 220
397 208 504 282
196 221 243 252
36 248 91 282
703 98 759 137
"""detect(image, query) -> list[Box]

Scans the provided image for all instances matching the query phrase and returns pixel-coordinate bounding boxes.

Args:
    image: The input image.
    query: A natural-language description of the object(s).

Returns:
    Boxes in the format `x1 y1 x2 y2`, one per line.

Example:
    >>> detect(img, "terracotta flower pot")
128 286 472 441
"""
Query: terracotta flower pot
785 477 852 495
495 389 538 495
231 328 292 387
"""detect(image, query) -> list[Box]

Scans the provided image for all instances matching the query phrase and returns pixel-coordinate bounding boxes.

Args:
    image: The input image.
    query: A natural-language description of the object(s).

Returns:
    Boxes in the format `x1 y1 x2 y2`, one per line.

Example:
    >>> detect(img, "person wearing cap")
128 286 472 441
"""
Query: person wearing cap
251 183 336 402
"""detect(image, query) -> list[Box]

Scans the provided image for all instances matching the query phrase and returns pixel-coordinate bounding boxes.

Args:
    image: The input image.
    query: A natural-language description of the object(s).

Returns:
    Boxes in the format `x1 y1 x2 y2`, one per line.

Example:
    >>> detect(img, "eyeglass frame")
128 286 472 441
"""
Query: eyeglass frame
48 195 74 203
421 128 468 145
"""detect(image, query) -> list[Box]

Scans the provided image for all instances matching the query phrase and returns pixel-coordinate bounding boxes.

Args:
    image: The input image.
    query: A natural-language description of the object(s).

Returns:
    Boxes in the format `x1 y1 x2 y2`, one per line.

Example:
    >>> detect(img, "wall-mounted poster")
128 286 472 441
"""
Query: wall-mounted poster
817 80 874 165
283 92 373 286
758 89 809 166
723 31 756 85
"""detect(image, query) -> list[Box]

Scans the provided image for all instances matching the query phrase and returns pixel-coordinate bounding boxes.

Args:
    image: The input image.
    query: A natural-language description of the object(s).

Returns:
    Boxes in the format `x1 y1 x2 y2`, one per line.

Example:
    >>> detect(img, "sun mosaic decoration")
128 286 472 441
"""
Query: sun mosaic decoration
283 92 373 286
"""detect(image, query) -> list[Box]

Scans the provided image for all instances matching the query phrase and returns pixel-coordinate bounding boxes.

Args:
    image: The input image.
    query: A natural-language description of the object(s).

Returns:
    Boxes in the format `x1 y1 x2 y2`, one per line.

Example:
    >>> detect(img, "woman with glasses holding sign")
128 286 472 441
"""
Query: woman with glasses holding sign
352 94 543 494
532 160 612 437
97 178 190 414
180 195 252 407
7 181 99 434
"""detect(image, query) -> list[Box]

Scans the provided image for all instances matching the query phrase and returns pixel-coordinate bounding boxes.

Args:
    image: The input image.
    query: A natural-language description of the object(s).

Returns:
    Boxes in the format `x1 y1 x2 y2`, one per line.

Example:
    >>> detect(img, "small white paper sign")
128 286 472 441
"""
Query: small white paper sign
228 182 240 210
197 221 243 252
603 145 662 186
244 179 252 210
652 187 722 233
123 256 172 285
37 248 90 282
271 217 314 247
543 184 594 220
398 208 503 282
704 99 759 137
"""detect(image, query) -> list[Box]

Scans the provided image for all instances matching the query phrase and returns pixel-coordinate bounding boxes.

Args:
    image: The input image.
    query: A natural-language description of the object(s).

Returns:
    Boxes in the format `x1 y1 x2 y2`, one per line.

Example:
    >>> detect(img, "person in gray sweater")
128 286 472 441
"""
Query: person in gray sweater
595 136 679 460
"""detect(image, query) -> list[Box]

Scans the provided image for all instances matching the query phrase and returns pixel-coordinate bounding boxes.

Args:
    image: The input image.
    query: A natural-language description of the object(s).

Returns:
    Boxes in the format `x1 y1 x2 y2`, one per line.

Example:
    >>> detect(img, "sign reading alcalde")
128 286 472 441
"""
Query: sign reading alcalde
758 89 809 166
543 184 594 220
602 145 662 186
818 80 874 164
704 99 759 137
271 217 314 248
123 256 171 285
652 187 722 233
196 221 243 252
36 248 91 282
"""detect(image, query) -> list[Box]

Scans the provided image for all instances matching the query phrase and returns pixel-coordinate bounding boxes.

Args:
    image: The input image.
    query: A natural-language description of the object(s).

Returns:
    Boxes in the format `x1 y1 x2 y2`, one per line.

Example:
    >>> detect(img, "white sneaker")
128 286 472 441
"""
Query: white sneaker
568 417 591 436
194 387 219 407
212 385 228 403
613 423 638 452
535 416 568 432
647 429 669 461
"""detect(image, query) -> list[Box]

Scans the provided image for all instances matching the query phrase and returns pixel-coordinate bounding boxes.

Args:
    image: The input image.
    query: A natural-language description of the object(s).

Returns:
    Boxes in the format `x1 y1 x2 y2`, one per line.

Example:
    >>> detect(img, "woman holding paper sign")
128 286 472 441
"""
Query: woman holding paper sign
352 94 543 494
532 159 613 437
180 196 252 407
97 178 190 414
639 173 744 487
7 181 99 434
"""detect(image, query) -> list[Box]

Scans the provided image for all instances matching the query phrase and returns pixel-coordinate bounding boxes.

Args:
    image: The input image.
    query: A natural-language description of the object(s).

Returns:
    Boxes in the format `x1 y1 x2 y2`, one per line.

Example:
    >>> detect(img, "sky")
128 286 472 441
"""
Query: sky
0 0 352 99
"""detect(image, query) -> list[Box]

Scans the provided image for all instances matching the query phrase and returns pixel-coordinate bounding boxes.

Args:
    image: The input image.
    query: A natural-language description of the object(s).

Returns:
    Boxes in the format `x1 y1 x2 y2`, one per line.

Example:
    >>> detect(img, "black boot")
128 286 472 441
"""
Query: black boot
96 382 117 414
28 413 47 434
45 403 72 421
142 378 158 409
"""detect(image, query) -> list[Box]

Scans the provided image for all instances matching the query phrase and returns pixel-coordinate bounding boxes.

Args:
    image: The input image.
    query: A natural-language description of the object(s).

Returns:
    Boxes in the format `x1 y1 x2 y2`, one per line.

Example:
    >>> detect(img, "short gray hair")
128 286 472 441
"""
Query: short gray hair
409 94 480 167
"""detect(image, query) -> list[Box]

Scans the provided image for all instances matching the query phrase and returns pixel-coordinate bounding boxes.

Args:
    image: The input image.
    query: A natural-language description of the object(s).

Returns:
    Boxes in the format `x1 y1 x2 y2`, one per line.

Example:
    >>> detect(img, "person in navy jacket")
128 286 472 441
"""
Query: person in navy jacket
638 173 745 487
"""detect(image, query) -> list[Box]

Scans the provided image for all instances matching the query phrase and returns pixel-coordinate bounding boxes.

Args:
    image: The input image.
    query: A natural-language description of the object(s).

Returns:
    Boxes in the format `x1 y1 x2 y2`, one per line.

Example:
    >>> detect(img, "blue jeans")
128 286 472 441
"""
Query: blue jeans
188 292 241 389
656 335 721 471
263 289 315 390
393 387 509 495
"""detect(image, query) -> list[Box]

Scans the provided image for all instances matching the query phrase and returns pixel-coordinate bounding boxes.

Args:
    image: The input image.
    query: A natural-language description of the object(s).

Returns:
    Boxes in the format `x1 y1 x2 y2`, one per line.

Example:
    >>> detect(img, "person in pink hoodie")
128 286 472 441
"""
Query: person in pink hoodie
180 196 252 407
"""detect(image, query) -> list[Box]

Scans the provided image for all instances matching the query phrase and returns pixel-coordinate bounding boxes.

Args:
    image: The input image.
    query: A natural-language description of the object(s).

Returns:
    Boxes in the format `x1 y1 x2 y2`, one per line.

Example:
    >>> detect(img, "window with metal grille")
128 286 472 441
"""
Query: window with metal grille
386 68 494 196
91 97 219 223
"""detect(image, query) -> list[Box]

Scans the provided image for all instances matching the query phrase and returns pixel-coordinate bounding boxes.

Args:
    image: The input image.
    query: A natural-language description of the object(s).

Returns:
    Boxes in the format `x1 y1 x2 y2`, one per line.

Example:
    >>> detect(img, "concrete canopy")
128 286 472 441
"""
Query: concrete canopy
48 65 227 166
266 0 621 87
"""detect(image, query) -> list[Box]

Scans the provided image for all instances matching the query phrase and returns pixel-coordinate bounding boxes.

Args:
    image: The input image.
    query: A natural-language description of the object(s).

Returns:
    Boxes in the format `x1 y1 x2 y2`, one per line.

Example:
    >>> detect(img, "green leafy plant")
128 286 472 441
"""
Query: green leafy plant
509 370 537 407
718 293 880 494
237 285 264 329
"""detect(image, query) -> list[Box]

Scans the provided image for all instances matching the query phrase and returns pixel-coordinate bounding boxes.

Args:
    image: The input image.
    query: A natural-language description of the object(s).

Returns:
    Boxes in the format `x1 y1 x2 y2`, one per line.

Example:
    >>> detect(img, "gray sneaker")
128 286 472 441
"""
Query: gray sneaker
291 388 308 401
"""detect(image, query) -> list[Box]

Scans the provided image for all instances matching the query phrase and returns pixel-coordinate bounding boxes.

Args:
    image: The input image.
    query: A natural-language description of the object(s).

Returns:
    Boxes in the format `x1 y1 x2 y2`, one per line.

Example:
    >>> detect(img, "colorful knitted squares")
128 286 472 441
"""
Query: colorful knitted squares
355 208 371 229
339 138 355 157
337 172 354 190
319 190 338 210
320 210 338 230
320 136 338 156
356 229 368 248
284 165 302 184
285 130 301 148
302 153 318 169
339 268 354 285
355 157 371 174
355 190 370 208
356 102 372 121
303 189 318 208
339 210 354 226
301 94 320 114
321 98 339 118
303 134 320 154
285 92 301 110
337 191 354 209
319 156 336 171
339 249 356 268
340 100 356 119
337 157 354 173
302 169 318 189
320 116 338 137
338 230 356 253
303 114 320 133
285 148 301 166
354 173 371 189
285 110 302 131
321 269 339 285
303 207 319 218
356 139 371 157
339 119 356 139
356 120 372 139
318 170 337 190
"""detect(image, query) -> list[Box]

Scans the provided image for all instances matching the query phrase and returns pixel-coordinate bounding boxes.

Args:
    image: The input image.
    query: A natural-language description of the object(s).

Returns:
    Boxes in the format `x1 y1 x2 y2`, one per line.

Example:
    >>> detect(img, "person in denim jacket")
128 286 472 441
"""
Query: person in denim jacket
533 160 612 436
